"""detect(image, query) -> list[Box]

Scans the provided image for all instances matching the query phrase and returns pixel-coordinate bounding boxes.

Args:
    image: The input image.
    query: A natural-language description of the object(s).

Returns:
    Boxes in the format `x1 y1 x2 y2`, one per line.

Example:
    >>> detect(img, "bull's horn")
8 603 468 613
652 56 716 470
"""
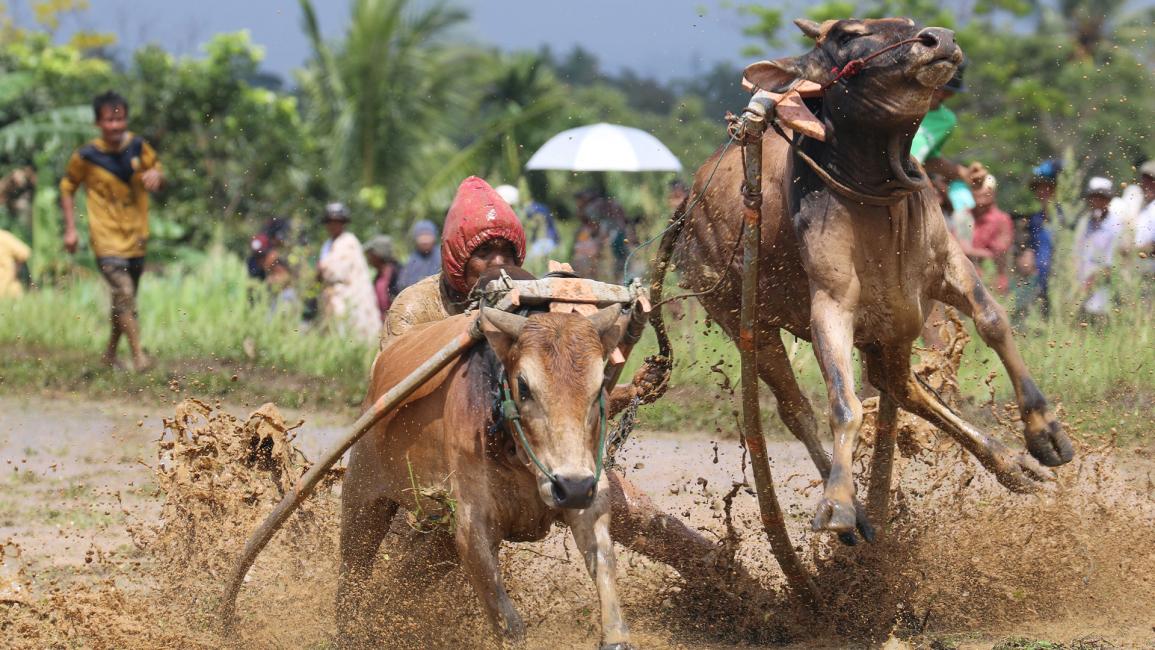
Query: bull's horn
588 304 622 336
589 305 626 358
794 18 822 39
483 307 528 338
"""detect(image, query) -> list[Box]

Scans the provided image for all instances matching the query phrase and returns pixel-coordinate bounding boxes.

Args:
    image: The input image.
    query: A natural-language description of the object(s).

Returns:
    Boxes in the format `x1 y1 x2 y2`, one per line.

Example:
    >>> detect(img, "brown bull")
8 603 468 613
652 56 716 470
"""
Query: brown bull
656 17 1074 542
338 305 633 649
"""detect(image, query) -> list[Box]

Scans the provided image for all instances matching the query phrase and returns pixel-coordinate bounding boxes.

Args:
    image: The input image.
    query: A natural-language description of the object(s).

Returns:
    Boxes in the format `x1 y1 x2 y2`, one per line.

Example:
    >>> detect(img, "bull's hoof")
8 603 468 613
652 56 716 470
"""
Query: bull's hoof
836 499 876 546
600 643 635 650
1025 417 1074 467
498 614 527 647
992 449 1055 494
811 497 857 534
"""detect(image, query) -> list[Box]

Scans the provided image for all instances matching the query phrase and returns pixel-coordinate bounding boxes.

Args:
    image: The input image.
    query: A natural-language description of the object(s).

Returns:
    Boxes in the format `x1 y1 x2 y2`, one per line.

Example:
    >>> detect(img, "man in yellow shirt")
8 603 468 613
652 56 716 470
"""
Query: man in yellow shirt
60 91 163 371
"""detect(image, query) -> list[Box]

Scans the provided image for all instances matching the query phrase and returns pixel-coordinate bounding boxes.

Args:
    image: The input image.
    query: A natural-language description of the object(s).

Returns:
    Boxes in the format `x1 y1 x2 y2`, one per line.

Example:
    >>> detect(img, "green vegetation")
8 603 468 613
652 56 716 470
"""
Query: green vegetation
0 0 1152 437
0 248 375 409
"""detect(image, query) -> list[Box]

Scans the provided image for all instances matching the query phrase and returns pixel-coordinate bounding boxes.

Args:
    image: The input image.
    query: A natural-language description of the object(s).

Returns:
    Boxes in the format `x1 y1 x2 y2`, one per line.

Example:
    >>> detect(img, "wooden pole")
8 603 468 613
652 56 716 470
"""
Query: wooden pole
735 106 820 607
219 319 484 630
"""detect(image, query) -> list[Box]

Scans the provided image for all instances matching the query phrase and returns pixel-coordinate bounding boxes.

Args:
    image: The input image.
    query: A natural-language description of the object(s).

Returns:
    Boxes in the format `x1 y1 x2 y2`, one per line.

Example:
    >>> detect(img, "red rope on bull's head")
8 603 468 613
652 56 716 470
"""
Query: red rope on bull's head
823 36 928 89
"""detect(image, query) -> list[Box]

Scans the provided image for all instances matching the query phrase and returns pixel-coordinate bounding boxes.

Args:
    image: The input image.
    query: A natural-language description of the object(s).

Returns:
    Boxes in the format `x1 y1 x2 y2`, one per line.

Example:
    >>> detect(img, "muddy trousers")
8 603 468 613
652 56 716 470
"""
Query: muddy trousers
97 256 146 363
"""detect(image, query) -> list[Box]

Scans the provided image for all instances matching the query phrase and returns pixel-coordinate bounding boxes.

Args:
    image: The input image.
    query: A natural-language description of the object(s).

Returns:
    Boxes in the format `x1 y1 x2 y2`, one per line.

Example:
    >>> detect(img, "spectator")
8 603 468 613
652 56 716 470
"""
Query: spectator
316 202 379 341
1074 177 1124 324
571 188 609 280
363 234 400 320
1025 160 1063 319
911 60 981 185
247 217 290 281
571 188 628 281
496 183 559 267
263 248 298 313
667 179 689 212
60 91 163 372
968 173 1014 294
1134 160 1155 288
396 219 440 291
1010 216 1040 328
0 228 30 298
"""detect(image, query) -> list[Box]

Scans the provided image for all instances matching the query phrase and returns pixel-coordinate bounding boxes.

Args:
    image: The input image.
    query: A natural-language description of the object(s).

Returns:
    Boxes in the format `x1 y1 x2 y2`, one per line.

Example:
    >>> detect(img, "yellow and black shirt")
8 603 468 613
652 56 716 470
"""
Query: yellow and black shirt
60 132 160 259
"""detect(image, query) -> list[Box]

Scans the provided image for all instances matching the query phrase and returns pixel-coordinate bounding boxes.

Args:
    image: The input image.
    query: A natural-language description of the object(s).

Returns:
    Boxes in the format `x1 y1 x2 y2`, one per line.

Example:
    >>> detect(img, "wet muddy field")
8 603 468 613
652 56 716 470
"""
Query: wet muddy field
1 393 1153 649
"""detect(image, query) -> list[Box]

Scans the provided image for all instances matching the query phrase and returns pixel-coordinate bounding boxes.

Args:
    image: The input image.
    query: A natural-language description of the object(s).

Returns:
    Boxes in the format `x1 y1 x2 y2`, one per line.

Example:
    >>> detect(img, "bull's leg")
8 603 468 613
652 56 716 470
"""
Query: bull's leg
453 507 525 644
564 485 632 650
877 346 1055 493
808 291 865 534
758 330 874 544
931 246 1074 467
607 471 720 575
337 494 399 645
866 394 899 529
861 351 899 532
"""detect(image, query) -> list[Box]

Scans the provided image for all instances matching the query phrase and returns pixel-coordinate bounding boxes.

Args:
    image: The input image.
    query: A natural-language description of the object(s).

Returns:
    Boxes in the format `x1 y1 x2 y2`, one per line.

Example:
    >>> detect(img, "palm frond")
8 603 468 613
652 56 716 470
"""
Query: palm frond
0 105 91 156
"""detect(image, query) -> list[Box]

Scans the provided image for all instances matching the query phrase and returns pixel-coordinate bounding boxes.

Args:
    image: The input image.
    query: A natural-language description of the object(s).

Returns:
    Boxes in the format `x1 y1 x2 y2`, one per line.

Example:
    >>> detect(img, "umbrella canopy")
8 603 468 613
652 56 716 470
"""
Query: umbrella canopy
525 122 682 172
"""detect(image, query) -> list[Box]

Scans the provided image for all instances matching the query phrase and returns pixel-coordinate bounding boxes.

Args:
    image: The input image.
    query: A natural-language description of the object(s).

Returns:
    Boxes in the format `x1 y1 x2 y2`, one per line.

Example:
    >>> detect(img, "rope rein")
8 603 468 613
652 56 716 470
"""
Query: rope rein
822 36 928 89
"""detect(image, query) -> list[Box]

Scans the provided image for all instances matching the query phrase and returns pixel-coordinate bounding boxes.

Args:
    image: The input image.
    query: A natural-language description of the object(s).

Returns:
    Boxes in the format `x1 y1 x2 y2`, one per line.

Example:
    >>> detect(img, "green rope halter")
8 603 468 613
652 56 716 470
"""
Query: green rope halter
500 377 607 485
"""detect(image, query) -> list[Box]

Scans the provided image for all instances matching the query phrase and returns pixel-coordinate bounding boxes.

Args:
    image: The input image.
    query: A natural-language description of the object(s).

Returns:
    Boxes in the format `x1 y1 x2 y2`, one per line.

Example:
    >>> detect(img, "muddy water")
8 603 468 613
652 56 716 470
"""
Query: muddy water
2 395 1154 649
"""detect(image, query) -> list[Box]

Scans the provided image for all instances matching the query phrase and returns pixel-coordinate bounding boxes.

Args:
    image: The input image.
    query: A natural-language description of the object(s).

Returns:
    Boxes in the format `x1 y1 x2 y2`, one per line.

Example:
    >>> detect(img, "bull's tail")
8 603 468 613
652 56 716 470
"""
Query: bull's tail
636 198 690 403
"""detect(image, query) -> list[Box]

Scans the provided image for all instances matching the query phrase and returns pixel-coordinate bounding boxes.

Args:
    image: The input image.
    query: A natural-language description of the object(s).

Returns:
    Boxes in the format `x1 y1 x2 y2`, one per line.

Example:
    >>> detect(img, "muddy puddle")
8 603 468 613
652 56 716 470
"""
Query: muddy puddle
1 391 1153 649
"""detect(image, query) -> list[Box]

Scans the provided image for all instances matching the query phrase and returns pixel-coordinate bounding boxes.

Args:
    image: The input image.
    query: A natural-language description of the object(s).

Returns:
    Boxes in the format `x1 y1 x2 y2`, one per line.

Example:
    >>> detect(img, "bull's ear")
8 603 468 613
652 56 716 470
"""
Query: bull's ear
743 58 805 93
481 308 527 359
588 305 626 359
743 52 831 92
794 18 823 40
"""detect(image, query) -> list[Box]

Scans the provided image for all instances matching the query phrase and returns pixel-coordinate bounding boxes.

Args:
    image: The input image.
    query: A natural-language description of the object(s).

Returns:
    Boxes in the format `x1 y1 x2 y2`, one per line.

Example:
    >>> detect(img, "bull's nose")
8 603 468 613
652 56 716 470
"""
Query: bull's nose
551 473 598 510
917 27 955 50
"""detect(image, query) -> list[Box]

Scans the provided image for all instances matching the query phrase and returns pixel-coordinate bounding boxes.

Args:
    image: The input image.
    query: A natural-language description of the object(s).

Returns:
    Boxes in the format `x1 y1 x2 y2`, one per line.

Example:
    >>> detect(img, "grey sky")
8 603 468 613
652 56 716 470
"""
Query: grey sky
9 0 762 82
11 0 1153 83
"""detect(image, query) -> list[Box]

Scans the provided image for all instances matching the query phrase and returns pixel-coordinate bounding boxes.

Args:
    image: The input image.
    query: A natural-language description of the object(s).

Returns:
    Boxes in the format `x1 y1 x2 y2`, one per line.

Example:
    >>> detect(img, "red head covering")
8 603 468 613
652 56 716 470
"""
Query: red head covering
440 176 526 293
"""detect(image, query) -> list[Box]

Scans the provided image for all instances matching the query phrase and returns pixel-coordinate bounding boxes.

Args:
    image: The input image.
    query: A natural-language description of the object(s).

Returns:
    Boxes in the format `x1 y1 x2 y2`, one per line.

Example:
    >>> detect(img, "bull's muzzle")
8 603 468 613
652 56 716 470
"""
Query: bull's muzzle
916 27 962 63
550 473 598 510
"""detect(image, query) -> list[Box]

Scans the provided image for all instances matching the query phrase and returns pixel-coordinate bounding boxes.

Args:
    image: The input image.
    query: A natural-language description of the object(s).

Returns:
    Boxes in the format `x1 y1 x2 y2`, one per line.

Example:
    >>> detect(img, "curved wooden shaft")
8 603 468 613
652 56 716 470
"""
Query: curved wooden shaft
738 120 819 607
219 319 484 630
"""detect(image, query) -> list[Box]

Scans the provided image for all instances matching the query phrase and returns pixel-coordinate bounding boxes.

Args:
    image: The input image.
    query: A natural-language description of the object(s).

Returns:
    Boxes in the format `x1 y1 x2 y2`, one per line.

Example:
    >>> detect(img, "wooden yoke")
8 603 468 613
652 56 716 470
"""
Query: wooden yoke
732 95 821 607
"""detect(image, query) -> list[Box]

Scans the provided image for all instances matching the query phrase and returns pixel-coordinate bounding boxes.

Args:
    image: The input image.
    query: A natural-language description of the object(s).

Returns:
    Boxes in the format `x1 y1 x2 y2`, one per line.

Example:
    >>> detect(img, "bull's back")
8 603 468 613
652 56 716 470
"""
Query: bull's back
672 135 813 340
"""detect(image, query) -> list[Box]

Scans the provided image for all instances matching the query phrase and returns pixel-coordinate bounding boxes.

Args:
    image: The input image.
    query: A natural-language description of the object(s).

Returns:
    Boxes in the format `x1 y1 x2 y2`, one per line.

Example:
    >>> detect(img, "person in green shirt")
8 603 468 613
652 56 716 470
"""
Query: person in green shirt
911 60 980 183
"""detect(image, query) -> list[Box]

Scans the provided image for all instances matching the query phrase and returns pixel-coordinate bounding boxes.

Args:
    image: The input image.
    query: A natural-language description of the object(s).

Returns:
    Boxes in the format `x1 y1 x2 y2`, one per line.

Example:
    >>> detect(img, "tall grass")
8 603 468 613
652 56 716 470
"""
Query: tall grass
1 248 376 401
2 235 1152 436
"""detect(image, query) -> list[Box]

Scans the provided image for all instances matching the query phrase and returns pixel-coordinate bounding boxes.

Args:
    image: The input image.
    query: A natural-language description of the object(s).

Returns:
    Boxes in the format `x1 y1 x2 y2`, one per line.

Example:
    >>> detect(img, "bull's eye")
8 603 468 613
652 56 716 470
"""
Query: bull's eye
517 376 532 402
837 32 858 46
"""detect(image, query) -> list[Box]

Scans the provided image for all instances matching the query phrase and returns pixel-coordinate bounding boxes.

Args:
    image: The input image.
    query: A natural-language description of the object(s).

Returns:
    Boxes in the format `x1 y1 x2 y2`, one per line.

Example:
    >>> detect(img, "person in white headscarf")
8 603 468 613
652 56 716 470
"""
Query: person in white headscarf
317 202 380 342
1074 177 1124 322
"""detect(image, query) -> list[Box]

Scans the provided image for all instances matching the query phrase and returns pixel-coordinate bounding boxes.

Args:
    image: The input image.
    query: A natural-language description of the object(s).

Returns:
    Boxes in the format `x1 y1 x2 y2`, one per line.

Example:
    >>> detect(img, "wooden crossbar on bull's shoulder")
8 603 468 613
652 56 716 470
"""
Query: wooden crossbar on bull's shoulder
482 275 639 312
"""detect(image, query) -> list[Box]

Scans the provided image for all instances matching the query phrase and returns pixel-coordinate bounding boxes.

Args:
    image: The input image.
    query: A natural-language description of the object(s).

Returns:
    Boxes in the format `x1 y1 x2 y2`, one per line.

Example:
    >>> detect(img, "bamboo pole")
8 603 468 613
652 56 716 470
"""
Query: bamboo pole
735 105 820 607
219 318 484 629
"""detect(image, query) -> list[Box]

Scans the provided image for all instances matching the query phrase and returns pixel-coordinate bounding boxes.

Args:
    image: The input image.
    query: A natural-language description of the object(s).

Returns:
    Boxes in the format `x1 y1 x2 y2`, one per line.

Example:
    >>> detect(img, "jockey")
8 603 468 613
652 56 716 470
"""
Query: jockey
382 175 527 345
381 176 739 584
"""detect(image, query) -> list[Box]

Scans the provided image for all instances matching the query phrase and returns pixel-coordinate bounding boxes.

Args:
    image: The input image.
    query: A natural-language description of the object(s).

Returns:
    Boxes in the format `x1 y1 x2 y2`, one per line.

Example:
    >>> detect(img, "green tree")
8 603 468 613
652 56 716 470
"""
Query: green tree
297 0 468 218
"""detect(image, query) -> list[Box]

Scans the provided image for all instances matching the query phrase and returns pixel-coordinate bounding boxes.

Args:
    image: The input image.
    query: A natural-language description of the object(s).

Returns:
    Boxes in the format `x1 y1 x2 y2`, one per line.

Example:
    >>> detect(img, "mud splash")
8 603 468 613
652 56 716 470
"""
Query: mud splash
1 371 1153 648
1 399 343 649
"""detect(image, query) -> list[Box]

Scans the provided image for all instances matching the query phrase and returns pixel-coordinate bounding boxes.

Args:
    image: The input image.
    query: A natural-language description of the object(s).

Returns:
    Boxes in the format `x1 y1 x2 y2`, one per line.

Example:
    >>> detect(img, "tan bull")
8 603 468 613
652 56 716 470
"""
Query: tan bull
655 17 1074 544
337 305 633 649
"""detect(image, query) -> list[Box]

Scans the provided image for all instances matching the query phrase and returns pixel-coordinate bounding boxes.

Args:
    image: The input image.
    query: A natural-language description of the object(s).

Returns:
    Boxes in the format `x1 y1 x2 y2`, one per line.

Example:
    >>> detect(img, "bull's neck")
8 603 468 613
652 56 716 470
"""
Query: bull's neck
819 124 925 201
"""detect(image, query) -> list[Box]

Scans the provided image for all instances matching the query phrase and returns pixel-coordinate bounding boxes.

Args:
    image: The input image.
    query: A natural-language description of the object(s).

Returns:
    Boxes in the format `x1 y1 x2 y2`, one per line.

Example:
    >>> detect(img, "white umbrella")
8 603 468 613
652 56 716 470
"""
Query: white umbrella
525 122 682 172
